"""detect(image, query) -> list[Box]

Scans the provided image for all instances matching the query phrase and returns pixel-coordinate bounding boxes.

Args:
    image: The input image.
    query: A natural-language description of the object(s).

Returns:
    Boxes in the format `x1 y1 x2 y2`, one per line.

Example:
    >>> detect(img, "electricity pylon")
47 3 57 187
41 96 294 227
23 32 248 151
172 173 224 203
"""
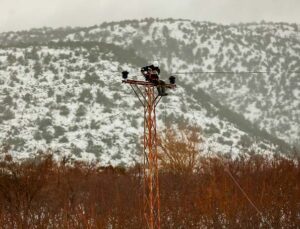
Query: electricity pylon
122 72 176 229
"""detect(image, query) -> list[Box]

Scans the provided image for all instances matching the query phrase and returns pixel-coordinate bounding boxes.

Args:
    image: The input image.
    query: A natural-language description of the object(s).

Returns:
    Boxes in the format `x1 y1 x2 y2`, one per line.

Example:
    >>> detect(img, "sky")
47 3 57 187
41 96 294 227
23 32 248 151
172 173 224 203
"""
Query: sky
0 0 300 32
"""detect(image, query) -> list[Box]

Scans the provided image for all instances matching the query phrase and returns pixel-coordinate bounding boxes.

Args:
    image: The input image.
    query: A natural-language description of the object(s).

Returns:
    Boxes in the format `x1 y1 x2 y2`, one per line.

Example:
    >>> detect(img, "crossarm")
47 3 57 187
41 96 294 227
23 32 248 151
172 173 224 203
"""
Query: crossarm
122 79 176 89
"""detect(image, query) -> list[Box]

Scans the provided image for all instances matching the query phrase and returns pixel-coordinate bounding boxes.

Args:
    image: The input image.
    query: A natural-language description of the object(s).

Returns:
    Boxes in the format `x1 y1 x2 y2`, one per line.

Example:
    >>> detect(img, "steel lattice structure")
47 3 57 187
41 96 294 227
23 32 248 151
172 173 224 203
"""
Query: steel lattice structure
122 78 175 229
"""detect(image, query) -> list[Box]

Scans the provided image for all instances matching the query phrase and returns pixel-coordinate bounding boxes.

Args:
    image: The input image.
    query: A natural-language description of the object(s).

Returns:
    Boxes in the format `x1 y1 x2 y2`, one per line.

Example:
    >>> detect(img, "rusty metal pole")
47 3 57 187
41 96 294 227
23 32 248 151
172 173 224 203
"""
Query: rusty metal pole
143 85 161 229
122 78 175 229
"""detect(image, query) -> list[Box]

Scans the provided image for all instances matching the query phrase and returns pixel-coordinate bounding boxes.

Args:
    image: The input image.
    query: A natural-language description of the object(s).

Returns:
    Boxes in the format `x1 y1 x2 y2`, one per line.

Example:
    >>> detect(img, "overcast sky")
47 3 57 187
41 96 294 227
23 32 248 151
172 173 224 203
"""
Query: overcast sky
0 0 300 32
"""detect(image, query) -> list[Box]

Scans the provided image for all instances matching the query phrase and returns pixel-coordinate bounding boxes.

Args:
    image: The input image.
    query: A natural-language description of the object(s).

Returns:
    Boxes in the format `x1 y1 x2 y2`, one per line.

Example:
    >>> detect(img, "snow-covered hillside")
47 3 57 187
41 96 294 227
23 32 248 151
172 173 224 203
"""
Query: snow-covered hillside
0 42 287 164
2 19 298 146
50 18 299 147
0 18 298 164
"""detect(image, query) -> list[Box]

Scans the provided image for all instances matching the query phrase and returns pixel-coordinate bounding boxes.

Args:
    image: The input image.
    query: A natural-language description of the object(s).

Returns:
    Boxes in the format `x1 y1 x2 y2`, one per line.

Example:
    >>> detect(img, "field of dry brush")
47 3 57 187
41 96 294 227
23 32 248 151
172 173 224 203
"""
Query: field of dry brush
0 150 299 228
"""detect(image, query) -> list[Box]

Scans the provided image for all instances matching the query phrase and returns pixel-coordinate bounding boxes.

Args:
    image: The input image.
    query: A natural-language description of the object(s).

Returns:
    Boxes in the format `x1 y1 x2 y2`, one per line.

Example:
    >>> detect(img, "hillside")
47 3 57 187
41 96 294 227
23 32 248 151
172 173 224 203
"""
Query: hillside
0 18 298 163
59 19 299 147
0 40 289 164
1 19 299 147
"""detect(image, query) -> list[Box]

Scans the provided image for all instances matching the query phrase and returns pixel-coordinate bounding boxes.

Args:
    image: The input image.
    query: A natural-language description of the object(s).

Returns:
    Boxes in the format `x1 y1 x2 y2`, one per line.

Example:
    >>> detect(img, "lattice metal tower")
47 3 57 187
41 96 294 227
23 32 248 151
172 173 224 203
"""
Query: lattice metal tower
122 72 176 229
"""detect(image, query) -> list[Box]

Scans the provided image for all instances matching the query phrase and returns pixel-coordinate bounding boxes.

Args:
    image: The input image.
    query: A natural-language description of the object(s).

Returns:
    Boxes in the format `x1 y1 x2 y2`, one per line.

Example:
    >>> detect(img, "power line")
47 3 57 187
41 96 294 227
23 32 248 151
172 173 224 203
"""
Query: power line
115 70 300 77
207 145 273 228
171 71 300 75
216 154 273 228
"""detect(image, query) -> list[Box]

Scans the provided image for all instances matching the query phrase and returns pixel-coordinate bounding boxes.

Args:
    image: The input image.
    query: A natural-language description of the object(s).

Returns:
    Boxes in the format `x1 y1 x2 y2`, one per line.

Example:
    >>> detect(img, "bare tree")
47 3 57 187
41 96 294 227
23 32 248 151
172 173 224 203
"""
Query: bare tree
157 125 202 174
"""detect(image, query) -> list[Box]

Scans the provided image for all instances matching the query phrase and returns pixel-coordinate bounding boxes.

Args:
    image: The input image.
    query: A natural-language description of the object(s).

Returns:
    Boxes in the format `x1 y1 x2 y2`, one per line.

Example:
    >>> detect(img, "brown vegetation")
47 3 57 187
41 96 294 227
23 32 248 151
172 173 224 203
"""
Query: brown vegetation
0 149 299 228
157 126 202 175
0 127 299 228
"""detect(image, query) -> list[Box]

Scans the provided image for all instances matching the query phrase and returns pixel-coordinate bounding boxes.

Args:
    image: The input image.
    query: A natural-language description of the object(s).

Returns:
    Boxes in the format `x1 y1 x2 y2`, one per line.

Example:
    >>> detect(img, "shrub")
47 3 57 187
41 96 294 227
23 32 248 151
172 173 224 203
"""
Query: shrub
38 118 52 130
54 126 65 138
78 89 93 103
70 144 82 157
158 125 202 174
96 89 111 106
76 105 86 117
1 108 15 120
59 136 69 143
83 72 100 84
0 153 299 228
59 105 70 116
5 137 25 151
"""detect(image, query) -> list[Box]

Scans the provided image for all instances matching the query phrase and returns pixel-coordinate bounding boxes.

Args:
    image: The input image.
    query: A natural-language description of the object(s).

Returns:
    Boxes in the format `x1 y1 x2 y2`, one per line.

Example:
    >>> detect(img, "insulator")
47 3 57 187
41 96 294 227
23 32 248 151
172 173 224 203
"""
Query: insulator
122 71 129 79
169 75 176 84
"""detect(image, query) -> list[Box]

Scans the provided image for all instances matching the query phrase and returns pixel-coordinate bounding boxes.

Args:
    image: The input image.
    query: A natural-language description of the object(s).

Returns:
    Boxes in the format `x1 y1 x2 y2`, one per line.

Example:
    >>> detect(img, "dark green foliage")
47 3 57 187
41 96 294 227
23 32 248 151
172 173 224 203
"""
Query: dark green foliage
78 89 93 103
34 131 42 141
4 137 25 151
33 61 43 78
96 89 111 106
131 118 138 129
180 103 188 113
87 50 99 63
113 92 122 101
222 131 231 138
258 143 268 150
59 105 70 116
24 47 39 60
37 118 52 130
69 125 78 132
3 94 13 106
103 106 112 113
59 136 69 143
76 105 86 117
59 53 71 60
42 130 54 144
162 25 169 37
111 153 122 160
86 140 102 157
239 135 252 148
43 53 52 65
49 64 58 74
6 54 16 64
56 95 62 103
10 71 19 83
83 72 100 84
70 143 82 157
204 123 220 135
101 136 113 147
46 41 147 66
217 137 233 146
23 93 32 103
182 82 291 151
64 72 71 79
13 93 19 100
62 91 75 102
54 126 65 138
10 126 20 135
90 120 100 130
1 108 15 121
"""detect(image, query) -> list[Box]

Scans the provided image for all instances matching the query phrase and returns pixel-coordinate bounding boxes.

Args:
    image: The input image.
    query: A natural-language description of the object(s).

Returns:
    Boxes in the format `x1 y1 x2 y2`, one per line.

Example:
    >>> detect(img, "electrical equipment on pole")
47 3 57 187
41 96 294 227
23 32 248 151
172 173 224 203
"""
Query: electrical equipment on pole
122 67 176 229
